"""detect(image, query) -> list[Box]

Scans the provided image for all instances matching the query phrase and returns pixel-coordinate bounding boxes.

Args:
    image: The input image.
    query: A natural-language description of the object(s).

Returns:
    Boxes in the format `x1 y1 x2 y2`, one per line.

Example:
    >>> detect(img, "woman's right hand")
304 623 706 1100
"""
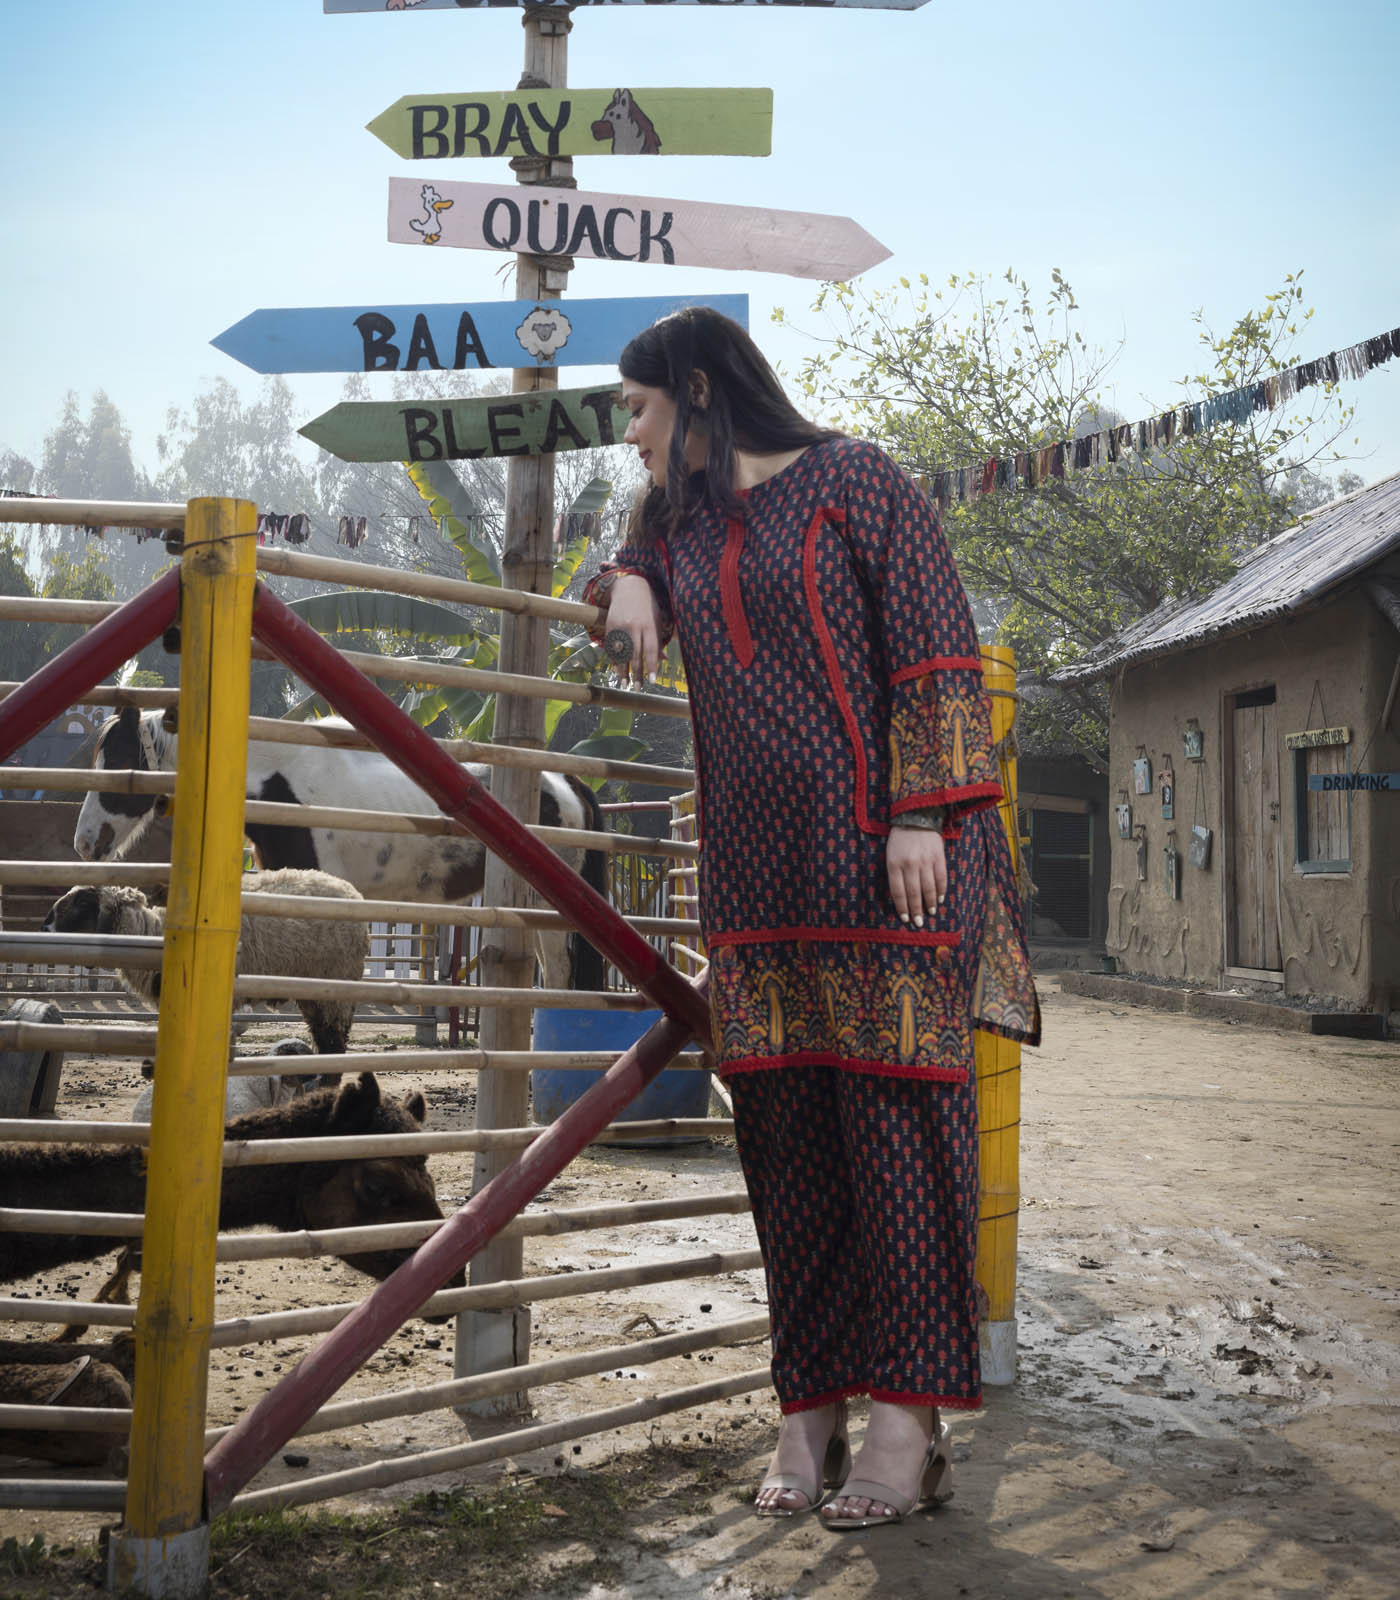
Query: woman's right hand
604 574 664 685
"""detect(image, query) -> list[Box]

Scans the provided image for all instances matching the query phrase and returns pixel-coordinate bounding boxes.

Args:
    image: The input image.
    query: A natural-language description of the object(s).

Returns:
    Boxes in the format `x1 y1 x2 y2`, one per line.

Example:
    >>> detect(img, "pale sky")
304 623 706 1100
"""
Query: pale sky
3 0 1397 493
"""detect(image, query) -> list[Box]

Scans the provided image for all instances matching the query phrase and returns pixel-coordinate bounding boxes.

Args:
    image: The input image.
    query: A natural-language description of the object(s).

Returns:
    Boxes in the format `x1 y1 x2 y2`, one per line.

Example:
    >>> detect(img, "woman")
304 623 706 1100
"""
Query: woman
586 307 1038 1528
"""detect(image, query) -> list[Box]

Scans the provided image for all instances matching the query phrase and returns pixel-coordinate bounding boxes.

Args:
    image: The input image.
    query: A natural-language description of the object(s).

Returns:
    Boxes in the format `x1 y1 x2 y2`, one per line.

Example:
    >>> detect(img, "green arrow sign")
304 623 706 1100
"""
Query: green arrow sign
300 386 631 464
369 87 772 161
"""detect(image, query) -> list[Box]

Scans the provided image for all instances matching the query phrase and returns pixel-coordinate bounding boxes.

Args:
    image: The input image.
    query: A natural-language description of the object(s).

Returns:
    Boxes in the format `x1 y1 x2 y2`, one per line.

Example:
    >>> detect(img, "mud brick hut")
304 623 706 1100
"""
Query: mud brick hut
1053 471 1400 1016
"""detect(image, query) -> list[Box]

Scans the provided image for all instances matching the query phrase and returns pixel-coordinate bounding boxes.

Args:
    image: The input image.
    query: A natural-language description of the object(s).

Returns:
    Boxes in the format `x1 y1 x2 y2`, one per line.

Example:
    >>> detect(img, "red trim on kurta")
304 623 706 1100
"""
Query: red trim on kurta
802 506 888 837
781 1383 868 1415
865 1388 984 1412
709 925 960 950
719 514 755 668
891 781 1003 814
718 1051 969 1085
889 655 985 685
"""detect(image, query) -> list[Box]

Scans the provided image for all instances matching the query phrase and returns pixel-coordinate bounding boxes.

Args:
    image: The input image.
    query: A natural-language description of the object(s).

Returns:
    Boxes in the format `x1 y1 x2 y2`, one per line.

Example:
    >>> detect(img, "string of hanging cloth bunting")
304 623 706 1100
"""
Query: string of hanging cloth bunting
914 322 1400 510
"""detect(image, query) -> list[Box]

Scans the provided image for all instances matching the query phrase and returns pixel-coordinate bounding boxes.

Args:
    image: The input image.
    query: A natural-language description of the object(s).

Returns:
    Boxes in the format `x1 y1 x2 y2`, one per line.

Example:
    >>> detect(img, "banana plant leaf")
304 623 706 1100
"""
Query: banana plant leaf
551 529 593 597
404 460 499 585
567 733 648 763
566 476 613 516
286 589 479 645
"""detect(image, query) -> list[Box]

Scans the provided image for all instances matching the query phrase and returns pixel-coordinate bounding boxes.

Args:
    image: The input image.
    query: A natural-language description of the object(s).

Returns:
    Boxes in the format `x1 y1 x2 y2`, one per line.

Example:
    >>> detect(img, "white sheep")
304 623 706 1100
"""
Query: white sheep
43 869 371 1056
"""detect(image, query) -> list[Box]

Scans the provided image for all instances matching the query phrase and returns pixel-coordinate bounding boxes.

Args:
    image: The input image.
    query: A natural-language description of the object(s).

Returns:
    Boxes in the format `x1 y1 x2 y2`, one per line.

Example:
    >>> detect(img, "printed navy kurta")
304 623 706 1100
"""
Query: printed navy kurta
588 437 1038 1084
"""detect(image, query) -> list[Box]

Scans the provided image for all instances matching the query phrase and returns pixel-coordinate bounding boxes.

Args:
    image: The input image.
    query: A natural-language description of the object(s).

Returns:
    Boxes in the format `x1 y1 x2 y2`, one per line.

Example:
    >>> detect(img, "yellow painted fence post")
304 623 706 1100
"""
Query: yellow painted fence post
976 645 1023 1386
110 499 257 1599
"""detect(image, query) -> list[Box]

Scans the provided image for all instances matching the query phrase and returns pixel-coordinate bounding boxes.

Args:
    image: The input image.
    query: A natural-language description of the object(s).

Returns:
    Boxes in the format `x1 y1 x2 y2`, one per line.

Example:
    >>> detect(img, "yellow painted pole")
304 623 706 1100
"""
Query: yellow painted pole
975 645 1023 1386
111 499 256 1598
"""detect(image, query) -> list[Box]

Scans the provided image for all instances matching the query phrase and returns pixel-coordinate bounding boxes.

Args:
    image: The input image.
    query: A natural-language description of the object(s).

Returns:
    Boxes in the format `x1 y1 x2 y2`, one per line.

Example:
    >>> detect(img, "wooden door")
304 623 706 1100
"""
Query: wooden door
1227 690 1281 970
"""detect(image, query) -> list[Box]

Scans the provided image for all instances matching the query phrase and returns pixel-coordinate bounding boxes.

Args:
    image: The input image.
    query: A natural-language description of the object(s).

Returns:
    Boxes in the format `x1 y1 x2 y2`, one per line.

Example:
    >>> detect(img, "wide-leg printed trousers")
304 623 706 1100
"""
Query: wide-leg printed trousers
729 1064 982 1415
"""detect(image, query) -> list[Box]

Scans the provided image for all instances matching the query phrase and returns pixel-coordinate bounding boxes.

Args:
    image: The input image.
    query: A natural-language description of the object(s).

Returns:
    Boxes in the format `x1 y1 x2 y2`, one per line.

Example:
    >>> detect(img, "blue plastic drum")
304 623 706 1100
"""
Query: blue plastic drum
531 1007 711 1141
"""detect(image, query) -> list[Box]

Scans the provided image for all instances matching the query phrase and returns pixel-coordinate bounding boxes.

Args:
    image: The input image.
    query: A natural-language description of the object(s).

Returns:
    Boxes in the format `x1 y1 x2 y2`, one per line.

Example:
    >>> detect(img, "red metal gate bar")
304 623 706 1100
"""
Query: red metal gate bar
205 581 714 1509
204 1002 700 1510
0 569 180 761
247 581 710 1039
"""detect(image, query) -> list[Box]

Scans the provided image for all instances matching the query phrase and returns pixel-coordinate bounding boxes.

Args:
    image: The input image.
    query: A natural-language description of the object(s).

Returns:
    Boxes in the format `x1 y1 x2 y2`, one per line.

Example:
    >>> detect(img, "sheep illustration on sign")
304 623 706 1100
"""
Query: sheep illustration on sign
517 307 573 362
409 183 453 244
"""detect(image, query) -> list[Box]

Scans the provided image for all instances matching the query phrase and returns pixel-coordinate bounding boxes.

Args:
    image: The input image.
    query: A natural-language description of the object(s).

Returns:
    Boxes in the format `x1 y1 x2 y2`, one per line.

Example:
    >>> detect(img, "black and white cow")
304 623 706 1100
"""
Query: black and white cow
73 706 608 989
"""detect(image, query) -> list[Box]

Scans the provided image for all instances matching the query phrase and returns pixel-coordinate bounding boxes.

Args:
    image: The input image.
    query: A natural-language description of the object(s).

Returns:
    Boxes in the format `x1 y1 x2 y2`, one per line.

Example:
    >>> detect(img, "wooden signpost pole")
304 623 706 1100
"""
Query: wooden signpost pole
457 2 571 1417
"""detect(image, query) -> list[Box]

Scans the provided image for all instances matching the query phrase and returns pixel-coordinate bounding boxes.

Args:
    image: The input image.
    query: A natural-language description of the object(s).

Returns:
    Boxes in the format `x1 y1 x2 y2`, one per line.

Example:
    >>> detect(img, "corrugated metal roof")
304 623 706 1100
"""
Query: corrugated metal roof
1052 470 1400 683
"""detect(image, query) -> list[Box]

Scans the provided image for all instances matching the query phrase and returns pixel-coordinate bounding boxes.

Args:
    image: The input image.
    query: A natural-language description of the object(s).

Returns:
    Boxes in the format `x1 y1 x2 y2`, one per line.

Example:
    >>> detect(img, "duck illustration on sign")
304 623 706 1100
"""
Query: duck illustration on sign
409 183 453 244
590 90 661 154
516 307 574 362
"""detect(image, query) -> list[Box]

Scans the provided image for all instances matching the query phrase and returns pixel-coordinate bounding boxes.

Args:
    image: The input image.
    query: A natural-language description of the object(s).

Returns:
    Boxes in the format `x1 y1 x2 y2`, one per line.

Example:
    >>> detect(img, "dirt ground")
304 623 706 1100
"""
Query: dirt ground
2 978 1399 1598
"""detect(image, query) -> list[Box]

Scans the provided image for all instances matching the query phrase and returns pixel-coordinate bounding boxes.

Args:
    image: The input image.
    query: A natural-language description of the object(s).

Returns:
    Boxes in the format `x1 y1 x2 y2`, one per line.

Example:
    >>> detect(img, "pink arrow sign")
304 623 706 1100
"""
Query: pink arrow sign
387 176 890 281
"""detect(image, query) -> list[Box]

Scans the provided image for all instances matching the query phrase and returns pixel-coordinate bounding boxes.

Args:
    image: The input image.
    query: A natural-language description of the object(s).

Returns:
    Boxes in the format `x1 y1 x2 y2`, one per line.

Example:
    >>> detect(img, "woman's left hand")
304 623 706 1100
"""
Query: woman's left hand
886 827 948 928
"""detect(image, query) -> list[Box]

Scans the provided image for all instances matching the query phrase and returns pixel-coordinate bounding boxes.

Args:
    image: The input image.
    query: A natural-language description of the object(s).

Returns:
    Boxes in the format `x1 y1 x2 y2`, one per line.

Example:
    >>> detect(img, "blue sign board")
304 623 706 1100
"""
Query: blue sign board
212 294 748 374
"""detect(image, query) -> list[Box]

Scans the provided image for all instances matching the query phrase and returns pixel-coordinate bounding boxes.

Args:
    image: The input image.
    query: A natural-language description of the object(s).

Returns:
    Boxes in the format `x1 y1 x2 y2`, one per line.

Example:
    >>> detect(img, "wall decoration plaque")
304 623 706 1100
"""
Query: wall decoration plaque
1159 761 1175 821
1133 756 1152 795
1189 823 1213 870
1116 803 1133 840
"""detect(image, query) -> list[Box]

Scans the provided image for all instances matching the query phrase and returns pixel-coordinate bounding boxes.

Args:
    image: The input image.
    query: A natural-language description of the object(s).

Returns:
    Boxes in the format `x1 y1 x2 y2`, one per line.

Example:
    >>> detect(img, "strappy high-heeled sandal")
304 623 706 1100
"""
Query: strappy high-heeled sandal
755 1400 852 1517
821 1419 954 1530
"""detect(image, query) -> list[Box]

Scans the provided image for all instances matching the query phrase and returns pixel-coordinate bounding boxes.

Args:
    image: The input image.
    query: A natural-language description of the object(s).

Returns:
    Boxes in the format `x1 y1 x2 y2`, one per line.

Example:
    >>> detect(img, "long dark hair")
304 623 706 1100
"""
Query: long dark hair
619 306 840 539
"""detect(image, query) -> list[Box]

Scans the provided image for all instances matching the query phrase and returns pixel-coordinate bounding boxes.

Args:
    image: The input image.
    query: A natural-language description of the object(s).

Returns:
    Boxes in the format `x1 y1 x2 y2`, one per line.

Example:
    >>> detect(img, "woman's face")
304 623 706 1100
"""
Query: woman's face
621 377 705 487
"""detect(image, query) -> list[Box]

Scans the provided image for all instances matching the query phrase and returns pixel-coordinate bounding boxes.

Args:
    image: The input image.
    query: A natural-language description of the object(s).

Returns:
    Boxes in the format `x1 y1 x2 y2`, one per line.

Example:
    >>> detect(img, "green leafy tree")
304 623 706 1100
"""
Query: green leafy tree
39 547 117 666
780 271 1358 766
155 376 318 513
0 533 45 685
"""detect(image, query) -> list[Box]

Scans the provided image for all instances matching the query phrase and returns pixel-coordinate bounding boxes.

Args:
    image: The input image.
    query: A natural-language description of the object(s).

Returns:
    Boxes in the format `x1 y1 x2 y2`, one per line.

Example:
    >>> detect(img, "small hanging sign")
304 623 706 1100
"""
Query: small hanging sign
1135 828 1149 882
1286 726 1351 750
1183 723 1205 761
1159 761 1175 821
1189 824 1213 870
1164 838 1181 899
1133 756 1152 796
1115 802 1133 840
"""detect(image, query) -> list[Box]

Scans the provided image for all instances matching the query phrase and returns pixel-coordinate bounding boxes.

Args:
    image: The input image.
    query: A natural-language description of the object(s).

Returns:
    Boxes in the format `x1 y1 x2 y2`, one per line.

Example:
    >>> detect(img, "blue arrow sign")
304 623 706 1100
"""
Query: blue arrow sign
211 294 749 375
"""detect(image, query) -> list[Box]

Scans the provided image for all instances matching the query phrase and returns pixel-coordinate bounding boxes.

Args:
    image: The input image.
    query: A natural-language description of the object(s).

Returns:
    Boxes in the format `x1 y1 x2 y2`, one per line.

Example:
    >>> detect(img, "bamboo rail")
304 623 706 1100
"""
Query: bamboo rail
0 1117 730 1161
0 496 183 529
332 643 690 720
0 970 664 1015
3 758 699 814
0 679 174 710
208 1248 763 1351
0 865 702 931
118 499 257 1564
0 1482 126 1513
208 1311 769 1444
3 645 688 718
0 1404 131 1434
0 1020 708 1072
0 1313 772 1441
0 1242 764 1340
0 1189 752 1263
0 1298 134 1329
229 1368 772 1514
256 544 598 628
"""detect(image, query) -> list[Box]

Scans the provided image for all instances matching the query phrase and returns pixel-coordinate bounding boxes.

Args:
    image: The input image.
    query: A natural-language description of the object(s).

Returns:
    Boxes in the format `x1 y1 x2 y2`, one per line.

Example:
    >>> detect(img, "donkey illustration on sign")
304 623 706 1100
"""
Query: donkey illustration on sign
590 90 661 154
